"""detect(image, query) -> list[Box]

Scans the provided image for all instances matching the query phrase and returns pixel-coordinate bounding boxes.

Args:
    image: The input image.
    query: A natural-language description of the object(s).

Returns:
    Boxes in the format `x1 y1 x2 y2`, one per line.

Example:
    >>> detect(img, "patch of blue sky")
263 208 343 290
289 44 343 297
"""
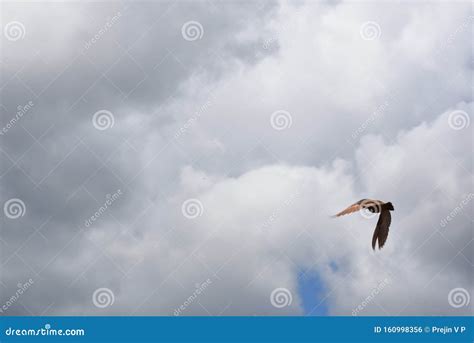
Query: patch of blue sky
297 269 329 316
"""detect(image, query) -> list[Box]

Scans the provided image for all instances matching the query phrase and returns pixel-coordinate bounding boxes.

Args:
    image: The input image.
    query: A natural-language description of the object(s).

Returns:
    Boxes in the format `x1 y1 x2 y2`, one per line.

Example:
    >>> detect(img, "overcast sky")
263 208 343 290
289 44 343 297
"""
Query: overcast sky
0 0 472 316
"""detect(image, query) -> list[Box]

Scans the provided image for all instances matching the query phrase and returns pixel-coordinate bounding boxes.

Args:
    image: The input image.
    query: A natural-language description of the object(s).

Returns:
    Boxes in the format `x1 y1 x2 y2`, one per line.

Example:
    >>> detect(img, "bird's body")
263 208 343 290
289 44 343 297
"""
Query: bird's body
333 199 394 250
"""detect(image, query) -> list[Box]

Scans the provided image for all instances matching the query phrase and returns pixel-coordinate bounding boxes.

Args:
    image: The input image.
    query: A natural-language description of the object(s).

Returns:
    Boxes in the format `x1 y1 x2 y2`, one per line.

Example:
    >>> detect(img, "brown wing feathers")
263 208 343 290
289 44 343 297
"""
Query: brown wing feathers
333 203 361 217
333 199 366 217
372 210 391 250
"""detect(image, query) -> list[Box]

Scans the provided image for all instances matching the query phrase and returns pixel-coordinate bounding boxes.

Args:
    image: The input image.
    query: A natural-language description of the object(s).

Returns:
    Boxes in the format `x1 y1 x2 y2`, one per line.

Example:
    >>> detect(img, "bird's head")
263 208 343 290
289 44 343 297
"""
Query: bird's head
367 205 378 213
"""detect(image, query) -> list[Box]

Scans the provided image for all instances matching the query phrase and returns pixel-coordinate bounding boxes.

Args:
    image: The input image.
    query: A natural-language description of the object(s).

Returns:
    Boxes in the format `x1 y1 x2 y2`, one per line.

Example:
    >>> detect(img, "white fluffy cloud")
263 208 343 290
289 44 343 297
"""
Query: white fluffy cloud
114 104 470 316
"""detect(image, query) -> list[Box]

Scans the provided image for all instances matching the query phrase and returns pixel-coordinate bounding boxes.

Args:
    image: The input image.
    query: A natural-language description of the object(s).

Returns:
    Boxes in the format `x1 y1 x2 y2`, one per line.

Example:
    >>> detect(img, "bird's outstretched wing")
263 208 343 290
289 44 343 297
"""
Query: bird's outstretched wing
333 199 368 217
372 210 391 250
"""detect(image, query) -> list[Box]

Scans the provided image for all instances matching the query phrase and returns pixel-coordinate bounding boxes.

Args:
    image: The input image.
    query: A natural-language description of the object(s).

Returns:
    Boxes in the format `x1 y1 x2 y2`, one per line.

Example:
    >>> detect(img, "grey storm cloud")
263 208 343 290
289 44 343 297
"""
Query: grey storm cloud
0 0 472 316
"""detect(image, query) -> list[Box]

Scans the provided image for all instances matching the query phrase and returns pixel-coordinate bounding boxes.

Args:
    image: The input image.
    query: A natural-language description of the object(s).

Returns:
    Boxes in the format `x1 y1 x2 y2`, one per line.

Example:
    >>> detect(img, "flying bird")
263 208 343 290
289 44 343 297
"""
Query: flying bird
333 199 394 250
